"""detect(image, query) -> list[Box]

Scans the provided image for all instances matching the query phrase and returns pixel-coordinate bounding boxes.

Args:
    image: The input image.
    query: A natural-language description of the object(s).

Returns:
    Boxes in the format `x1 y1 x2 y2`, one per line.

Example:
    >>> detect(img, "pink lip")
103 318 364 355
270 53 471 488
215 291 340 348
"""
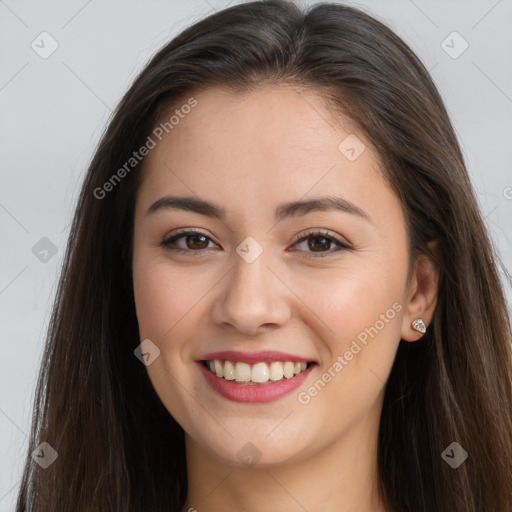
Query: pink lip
198 350 314 364
197 361 316 403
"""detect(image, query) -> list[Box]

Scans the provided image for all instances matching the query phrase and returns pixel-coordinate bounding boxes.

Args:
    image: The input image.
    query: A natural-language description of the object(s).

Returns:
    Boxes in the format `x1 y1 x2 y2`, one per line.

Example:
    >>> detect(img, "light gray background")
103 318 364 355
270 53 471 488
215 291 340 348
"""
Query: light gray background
1 0 511 509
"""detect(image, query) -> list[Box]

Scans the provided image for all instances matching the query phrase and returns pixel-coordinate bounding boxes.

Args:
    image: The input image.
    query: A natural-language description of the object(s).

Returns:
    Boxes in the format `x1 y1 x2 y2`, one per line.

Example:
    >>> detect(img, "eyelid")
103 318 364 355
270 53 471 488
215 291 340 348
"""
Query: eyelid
292 228 349 245
289 229 351 257
161 228 219 251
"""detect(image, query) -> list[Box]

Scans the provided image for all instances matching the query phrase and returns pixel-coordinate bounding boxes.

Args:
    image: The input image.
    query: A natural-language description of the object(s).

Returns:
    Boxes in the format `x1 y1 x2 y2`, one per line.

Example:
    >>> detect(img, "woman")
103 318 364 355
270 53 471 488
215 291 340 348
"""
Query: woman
15 1 512 511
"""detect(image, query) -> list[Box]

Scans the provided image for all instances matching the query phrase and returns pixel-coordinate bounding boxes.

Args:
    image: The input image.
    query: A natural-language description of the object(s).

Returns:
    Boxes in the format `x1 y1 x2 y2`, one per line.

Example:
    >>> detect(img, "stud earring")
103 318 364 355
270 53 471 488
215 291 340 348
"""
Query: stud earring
411 318 426 334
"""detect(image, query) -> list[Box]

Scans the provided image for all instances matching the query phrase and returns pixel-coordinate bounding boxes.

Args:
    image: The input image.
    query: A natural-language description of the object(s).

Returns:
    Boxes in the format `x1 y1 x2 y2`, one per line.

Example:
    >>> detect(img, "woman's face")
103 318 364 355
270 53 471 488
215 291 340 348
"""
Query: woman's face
132 84 415 467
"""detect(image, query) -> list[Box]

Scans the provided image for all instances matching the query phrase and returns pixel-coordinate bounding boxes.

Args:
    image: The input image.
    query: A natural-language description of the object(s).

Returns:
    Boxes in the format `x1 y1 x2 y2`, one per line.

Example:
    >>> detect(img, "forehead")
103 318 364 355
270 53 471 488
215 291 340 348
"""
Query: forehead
147 83 369 166
137 84 392 222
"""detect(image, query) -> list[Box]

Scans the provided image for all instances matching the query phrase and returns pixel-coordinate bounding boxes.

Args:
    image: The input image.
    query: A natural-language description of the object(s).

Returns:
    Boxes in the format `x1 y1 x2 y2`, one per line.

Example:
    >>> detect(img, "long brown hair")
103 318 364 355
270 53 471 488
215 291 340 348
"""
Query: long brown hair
15 1 512 510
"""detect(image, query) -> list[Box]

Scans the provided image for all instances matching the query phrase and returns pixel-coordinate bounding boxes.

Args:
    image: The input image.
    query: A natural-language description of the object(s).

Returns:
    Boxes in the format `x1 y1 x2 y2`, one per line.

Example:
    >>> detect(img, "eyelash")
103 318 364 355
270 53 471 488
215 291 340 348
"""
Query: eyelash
160 228 351 258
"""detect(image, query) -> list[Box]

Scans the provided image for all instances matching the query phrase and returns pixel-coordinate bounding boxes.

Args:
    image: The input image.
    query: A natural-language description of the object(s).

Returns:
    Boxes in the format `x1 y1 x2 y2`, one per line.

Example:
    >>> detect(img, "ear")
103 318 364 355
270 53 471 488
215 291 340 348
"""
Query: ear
401 240 441 342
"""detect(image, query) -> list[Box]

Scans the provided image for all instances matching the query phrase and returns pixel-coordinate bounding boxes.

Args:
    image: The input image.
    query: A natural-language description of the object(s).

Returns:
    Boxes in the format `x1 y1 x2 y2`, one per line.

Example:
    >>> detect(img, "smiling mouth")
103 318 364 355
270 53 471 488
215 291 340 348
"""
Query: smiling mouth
202 359 315 385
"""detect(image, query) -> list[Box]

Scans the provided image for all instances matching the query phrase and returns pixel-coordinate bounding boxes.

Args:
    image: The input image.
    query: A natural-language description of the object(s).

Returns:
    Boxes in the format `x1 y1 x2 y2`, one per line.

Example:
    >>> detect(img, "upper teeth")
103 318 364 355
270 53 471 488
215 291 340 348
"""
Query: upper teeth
206 360 308 384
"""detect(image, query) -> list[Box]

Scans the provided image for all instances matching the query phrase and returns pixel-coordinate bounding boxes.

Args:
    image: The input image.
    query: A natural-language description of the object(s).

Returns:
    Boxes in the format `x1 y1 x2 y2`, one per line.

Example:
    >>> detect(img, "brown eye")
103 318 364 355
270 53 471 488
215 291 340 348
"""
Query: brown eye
306 235 333 252
292 230 351 257
161 230 217 253
182 233 209 250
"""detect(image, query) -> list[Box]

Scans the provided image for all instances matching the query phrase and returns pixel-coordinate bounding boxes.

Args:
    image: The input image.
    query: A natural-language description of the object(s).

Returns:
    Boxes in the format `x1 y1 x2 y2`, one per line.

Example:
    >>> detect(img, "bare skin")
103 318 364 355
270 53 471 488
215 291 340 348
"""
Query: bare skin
131 84 439 512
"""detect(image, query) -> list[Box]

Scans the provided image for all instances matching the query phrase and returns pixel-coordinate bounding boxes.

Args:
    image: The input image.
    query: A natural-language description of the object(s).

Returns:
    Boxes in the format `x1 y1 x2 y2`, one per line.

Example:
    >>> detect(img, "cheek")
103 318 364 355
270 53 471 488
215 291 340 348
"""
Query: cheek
290 257 405 395
132 255 200 341
132 254 200 418
295 262 404 346
292 274 403 431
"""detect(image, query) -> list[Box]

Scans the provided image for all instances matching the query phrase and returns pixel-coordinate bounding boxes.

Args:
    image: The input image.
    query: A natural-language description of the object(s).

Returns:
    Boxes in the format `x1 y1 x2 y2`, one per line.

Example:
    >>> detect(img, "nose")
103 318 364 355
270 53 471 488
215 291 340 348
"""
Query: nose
211 247 292 336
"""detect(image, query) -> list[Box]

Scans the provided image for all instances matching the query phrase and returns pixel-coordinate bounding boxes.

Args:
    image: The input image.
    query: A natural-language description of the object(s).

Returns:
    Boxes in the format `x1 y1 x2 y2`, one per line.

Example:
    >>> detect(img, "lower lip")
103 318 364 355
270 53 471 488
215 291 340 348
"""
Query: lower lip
197 362 315 403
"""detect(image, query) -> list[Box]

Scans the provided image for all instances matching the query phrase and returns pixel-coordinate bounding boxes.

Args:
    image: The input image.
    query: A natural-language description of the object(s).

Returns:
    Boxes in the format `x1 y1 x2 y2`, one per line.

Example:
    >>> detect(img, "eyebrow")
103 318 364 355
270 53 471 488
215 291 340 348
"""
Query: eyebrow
145 195 371 223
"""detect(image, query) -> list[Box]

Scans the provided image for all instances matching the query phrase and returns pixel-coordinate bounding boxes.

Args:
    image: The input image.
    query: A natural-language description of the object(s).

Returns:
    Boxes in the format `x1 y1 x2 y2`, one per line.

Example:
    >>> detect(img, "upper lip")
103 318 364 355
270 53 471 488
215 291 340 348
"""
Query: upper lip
198 350 317 364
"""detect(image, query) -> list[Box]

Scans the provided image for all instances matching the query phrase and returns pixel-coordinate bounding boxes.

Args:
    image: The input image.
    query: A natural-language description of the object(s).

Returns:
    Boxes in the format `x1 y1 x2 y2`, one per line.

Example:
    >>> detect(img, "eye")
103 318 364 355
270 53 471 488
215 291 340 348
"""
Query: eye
160 228 351 257
160 229 219 254
290 229 351 257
